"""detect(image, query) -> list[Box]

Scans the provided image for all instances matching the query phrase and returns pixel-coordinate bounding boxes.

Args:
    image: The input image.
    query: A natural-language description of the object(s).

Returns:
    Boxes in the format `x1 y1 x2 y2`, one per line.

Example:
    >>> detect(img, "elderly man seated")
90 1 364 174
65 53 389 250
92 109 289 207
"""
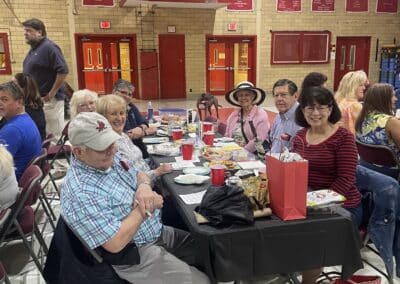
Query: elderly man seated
61 112 209 284
269 79 301 153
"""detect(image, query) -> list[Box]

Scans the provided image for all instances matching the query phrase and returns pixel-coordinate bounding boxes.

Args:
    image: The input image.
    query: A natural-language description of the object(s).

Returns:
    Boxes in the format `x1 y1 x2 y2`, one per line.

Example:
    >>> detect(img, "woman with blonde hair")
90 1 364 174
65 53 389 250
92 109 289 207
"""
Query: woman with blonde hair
96 95 172 183
0 145 19 210
335 70 369 134
69 89 98 118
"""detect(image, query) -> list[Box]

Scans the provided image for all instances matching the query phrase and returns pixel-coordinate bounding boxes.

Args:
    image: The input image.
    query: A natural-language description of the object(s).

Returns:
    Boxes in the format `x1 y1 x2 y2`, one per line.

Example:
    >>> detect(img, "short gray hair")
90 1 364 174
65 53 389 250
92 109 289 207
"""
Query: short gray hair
70 89 98 118
112 79 134 94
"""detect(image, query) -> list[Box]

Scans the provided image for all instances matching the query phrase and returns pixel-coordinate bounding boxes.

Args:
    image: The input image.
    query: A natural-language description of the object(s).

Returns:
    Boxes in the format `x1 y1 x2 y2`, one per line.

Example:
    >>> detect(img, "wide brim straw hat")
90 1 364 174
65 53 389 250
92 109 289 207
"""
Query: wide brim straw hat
225 81 266 107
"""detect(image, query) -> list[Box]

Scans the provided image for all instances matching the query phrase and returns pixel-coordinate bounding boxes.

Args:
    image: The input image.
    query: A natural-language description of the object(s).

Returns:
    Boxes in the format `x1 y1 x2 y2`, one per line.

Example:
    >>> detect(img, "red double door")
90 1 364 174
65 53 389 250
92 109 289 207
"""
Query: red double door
206 36 257 96
75 34 138 96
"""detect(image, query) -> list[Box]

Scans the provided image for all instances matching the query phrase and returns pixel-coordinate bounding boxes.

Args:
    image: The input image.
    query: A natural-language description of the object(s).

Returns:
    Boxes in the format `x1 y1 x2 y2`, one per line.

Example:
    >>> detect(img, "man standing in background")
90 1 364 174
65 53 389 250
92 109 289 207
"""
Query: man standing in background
22 18 69 140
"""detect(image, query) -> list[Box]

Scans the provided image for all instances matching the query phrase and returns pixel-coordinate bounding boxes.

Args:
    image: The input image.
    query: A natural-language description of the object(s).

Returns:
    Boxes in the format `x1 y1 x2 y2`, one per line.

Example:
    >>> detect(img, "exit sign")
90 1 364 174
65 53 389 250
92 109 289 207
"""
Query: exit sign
99 21 111 29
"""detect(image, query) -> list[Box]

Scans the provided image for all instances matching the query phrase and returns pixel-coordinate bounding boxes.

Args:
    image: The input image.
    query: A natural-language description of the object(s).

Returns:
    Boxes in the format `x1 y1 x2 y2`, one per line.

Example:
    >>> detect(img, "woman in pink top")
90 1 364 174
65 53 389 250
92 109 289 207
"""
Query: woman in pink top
224 81 270 153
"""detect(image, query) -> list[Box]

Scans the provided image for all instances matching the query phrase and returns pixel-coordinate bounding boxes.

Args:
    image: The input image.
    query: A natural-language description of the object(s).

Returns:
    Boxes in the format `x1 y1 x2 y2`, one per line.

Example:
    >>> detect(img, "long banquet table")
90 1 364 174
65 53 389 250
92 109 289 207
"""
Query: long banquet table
152 154 363 283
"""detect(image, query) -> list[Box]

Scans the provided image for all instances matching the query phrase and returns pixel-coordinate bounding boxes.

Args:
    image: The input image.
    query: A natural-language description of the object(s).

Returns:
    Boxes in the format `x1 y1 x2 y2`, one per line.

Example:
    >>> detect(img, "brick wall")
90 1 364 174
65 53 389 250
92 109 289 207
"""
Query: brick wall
0 0 399 96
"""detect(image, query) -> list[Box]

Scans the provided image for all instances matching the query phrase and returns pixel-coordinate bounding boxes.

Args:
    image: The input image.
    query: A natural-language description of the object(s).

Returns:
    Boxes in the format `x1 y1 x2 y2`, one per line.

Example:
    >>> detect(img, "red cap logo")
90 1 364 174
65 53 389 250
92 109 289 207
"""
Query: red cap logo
96 120 106 132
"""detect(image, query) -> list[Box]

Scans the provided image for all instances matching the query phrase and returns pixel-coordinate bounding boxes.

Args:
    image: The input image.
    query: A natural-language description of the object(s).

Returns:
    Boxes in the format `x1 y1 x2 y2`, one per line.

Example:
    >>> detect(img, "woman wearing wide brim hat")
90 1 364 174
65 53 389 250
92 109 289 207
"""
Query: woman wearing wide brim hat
224 81 270 153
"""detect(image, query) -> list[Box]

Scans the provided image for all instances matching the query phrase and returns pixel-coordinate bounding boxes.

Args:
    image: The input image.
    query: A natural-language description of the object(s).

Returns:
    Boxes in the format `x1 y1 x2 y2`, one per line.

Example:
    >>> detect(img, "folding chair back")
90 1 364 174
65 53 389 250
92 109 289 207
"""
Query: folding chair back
355 139 399 168
17 165 43 207
0 165 48 276
47 122 72 166
42 134 54 151
28 148 49 176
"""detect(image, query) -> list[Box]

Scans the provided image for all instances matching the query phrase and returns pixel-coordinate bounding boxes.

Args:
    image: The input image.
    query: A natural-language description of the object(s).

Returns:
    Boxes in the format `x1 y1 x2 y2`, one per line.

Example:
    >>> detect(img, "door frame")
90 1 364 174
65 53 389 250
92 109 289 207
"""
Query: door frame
75 34 138 96
333 36 371 90
205 35 257 96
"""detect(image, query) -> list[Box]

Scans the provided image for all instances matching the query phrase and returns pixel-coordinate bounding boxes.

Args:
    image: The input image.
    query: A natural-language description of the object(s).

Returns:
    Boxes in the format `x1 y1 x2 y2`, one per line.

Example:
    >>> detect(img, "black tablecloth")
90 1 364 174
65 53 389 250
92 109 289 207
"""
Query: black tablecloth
153 155 363 283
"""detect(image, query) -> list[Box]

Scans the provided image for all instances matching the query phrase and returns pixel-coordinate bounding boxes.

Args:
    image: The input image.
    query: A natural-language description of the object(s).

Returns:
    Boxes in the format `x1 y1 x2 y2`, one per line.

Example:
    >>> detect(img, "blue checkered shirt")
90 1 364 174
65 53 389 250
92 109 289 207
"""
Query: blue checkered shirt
60 153 162 249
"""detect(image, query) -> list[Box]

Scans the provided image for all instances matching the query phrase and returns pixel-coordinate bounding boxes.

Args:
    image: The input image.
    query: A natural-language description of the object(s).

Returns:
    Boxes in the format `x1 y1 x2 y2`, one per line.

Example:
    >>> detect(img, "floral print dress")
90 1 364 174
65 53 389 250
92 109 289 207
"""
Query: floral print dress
356 111 399 159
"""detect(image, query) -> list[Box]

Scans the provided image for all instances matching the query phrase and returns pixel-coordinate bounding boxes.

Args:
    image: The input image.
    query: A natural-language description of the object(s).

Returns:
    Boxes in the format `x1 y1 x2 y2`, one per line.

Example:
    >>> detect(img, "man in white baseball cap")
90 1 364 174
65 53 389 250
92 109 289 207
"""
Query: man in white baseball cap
62 112 209 284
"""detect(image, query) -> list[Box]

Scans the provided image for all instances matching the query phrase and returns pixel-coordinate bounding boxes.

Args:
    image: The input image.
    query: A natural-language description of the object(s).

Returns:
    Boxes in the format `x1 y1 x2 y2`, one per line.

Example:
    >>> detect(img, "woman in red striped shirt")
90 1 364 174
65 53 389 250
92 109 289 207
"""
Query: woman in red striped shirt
293 86 363 284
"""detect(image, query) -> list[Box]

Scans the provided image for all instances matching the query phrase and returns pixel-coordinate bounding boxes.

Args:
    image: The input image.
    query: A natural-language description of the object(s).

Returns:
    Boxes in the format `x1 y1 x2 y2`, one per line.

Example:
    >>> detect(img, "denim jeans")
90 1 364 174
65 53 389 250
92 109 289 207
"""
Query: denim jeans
356 165 400 278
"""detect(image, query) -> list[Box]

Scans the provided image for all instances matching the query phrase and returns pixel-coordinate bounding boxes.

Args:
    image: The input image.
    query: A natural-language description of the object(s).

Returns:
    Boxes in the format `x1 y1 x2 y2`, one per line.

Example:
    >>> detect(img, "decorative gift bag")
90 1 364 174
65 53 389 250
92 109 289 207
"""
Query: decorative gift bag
331 275 381 284
266 153 308 220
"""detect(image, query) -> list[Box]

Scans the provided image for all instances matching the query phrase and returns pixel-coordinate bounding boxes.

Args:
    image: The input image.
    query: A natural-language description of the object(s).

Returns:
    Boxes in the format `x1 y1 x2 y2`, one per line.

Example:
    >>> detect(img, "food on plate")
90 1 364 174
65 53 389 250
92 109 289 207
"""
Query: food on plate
202 147 231 161
209 160 237 170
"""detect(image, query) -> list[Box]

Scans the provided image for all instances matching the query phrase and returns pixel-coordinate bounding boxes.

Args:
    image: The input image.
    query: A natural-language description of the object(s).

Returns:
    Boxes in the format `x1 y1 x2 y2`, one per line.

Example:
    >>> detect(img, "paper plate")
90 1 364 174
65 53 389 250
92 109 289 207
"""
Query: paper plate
174 174 210 185
143 137 169 144
183 166 210 175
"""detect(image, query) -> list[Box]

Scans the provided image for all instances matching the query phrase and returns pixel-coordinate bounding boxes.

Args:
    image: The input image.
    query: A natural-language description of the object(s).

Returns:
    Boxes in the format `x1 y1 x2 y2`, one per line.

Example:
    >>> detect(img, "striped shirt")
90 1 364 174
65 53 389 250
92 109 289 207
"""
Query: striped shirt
60 153 162 249
292 127 361 208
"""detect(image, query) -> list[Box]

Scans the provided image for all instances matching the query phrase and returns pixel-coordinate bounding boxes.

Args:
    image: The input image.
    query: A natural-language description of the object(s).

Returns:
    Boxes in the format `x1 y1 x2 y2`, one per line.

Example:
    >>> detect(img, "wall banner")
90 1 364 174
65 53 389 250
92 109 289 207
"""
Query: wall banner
277 0 302 12
312 0 335 12
376 0 398 13
345 0 368 12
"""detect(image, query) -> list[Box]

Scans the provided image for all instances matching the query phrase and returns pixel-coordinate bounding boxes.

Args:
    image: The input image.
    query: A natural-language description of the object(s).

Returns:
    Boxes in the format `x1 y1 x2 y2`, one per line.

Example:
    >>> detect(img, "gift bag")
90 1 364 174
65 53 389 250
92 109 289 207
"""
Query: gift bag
266 154 308 220
332 275 381 284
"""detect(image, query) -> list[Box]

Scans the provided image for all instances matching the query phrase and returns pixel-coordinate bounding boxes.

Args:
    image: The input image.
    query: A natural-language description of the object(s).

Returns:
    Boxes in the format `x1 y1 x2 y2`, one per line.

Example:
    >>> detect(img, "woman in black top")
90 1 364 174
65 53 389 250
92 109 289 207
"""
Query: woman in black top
14 73 46 140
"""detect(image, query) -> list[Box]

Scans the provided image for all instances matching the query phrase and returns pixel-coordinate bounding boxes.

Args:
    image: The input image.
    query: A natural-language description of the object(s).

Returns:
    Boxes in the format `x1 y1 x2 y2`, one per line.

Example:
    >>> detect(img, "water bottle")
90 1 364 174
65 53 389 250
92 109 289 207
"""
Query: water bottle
147 101 153 122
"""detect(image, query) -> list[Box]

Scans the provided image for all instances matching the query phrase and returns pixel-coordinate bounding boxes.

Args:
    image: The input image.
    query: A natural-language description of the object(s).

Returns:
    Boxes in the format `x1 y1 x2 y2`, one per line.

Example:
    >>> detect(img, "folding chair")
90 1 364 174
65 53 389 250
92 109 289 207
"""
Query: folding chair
27 148 58 231
0 165 49 277
355 139 400 180
43 217 129 284
46 122 72 167
0 262 11 284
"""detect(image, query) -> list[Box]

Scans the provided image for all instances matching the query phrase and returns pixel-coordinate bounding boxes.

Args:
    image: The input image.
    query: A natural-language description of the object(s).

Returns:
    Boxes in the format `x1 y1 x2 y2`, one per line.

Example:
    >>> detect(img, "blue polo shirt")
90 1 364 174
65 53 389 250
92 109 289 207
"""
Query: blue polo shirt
23 38 69 100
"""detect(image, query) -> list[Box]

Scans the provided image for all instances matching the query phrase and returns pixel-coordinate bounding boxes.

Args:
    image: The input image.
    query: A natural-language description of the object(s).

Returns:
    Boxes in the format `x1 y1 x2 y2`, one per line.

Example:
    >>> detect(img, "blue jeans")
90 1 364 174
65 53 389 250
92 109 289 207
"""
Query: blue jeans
356 165 400 278
359 159 399 180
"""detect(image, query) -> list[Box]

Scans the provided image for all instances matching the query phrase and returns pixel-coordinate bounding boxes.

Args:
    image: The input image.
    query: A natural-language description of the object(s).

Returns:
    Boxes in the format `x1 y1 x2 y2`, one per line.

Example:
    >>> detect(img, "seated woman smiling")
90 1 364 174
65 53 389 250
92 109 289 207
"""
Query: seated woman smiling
224 81 270 154
293 87 362 217
96 95 172 183
292 86 363 284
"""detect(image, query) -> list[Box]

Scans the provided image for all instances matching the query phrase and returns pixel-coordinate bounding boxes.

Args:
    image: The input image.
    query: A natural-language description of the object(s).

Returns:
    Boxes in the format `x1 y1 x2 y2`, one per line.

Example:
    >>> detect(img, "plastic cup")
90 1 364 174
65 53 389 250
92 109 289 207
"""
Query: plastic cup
202 122 213 133
203 131 214 146
181 141 194 160
172 128 183 141
211 165 225 186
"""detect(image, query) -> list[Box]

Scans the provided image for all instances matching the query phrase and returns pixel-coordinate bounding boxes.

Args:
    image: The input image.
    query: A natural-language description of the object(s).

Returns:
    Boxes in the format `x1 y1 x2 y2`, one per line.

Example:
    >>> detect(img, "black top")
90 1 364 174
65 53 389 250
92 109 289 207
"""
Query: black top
23 38 69 100
25 106 46 141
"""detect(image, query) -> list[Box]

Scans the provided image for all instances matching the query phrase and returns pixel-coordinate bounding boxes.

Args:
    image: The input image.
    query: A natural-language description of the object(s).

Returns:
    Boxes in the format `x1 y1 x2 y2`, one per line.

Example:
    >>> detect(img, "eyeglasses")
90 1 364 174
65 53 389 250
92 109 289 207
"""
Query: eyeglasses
303 105 331 113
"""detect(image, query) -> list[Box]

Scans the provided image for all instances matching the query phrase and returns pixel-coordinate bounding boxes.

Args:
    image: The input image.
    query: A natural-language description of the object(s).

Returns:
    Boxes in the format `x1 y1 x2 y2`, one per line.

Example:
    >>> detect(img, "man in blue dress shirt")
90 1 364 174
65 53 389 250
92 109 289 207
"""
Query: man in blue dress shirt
269 79 302 153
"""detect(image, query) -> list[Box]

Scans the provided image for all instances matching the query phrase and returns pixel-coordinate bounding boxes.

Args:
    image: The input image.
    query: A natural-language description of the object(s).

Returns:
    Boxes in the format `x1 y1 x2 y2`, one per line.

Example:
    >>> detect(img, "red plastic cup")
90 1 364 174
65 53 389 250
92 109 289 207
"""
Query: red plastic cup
203 131 214 146
172 128 183 141
211 165 225 186
181 141 194 160
202 122 213 133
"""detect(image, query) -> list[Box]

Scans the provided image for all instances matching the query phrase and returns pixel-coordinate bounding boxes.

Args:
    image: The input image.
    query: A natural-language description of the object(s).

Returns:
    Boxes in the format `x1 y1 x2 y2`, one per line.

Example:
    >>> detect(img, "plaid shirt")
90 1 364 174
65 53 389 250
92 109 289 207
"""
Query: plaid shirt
60 153 162 249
